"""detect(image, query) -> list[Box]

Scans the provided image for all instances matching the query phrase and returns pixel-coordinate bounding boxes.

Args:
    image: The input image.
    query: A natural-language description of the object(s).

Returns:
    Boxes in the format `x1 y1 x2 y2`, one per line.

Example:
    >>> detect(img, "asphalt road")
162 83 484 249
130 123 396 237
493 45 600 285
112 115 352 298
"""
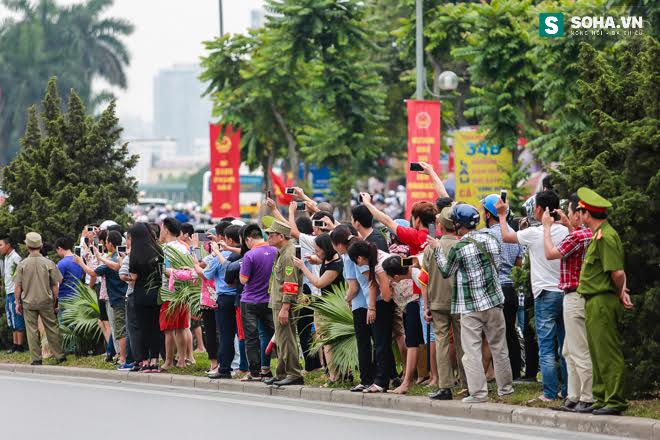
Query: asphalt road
0 372 615 440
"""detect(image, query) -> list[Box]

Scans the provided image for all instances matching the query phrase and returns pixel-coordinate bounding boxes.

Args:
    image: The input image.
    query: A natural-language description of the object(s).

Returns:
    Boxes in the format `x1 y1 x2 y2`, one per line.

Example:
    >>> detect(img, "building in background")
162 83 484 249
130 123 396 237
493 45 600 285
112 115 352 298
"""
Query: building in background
250 8 266 28
153 63 213 154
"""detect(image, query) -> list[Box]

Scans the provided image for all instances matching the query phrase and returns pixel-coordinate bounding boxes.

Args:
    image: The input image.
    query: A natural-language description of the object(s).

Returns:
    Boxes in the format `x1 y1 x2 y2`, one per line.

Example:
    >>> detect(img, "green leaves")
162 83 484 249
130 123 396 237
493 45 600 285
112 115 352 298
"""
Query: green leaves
295 284 358 378
0 77 138 250
0 0 133 165
558 35 660 397
58 280 103 353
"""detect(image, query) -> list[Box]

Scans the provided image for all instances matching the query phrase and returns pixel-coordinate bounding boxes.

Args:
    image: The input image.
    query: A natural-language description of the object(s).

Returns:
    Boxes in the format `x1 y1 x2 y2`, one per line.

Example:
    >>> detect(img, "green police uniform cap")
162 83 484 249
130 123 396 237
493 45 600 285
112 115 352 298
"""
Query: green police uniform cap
577 187 612 213
265 219 291 237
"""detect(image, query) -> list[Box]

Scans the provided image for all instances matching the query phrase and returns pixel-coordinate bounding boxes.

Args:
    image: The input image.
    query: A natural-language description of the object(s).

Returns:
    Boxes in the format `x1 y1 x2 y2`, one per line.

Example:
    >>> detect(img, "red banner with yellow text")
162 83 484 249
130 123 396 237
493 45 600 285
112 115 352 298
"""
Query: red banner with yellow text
406 100 441 218
209 124 240 219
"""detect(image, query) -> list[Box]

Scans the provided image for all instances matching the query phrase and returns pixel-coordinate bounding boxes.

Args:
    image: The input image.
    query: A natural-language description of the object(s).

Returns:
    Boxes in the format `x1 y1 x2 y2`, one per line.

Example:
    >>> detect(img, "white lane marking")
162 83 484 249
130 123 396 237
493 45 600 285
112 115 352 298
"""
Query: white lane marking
0 374 565 440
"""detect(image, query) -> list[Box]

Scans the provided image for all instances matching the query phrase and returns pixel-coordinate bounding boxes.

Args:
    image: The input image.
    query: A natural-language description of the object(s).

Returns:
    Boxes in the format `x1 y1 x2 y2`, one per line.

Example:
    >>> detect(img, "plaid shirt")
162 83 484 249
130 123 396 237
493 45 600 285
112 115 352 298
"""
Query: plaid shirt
434 230 504 314
556 226 593 291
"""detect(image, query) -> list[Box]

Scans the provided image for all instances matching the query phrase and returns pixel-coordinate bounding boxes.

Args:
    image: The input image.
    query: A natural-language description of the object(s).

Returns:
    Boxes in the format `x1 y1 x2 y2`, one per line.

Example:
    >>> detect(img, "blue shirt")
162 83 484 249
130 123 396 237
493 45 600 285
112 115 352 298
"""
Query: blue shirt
343 255 367 311
95 252 128 308
57 255 85 299
482 223 524 285
203 251 237 296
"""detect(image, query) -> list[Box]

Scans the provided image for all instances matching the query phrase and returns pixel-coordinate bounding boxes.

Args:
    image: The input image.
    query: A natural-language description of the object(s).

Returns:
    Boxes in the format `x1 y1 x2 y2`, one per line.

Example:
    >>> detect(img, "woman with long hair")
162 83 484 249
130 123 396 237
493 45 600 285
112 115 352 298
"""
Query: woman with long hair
294 232 344 385
127 222 163 372
348 239 394 393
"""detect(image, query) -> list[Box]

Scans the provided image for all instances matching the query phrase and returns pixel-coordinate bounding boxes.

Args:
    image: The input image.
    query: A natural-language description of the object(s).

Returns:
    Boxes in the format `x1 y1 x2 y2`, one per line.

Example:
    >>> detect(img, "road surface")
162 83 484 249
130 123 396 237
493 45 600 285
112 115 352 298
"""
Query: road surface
0 372 615 440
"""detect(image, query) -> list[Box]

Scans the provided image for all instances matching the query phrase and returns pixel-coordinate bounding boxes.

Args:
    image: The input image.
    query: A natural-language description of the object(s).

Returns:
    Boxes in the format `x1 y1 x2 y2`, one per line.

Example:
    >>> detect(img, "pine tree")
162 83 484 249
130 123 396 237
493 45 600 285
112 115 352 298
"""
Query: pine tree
0 77 138 247
558 36 660 397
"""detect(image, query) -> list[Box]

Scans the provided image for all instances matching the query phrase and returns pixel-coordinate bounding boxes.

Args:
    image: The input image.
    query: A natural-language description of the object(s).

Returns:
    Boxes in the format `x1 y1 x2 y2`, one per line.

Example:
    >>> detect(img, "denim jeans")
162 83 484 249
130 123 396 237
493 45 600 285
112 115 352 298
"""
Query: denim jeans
215 294 237 375
535 290 568 399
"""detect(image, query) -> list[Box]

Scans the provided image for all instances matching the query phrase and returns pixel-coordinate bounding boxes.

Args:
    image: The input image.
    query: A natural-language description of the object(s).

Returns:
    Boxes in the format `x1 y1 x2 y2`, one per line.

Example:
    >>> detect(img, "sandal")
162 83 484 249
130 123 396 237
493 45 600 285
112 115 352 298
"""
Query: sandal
240 374 261 382
363 384 385 393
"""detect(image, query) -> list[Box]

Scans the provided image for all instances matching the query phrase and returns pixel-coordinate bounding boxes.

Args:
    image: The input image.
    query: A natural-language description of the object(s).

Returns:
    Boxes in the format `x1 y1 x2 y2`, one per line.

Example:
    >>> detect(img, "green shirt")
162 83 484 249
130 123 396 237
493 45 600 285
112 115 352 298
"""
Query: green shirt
578 221 624 296
268 241 302 307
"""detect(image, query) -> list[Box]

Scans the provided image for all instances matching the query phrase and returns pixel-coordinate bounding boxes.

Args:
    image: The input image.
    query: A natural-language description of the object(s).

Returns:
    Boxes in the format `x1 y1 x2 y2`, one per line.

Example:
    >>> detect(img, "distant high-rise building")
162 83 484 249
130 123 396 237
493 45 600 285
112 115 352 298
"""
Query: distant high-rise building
250 8 266 28
153 64 213 153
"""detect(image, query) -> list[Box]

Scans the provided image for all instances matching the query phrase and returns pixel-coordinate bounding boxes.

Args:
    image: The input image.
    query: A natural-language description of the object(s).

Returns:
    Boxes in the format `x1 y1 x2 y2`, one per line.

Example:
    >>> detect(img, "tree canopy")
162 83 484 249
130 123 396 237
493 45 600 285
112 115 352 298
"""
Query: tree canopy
0 78 138 248
0 0 133 165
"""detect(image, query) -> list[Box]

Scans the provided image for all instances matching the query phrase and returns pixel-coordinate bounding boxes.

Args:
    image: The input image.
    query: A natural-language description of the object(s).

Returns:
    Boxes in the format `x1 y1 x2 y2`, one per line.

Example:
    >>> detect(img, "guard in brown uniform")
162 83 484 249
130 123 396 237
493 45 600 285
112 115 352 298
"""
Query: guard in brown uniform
14 232 66 365
263 220 304 386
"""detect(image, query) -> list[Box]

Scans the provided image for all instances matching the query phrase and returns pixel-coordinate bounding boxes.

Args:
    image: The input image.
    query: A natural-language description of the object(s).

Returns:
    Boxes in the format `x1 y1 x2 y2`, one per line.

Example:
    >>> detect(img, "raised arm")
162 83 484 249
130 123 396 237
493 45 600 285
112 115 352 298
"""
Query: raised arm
288 201 302 239
360 193 398 232
495 198 518 243
419 161 450 199
266 197 287 224
542 208 563 260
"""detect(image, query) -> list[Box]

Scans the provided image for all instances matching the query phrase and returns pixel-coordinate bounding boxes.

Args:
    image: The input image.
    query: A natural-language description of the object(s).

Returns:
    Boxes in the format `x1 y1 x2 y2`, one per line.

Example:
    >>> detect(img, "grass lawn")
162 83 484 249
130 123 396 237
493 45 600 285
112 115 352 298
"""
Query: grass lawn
1 351 657 420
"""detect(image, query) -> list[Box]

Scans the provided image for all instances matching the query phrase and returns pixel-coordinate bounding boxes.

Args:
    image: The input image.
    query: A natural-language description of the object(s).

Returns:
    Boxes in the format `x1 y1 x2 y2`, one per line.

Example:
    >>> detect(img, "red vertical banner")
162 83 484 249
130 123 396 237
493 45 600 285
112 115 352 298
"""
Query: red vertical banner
406 100 441 218
209 123 240 219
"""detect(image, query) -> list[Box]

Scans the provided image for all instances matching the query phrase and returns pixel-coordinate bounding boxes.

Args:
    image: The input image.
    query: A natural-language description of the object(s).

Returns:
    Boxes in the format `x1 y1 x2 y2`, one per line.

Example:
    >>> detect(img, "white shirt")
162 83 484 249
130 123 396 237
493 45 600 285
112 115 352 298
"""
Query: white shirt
298 233 321 296
3 250 22 293
517 224 569 298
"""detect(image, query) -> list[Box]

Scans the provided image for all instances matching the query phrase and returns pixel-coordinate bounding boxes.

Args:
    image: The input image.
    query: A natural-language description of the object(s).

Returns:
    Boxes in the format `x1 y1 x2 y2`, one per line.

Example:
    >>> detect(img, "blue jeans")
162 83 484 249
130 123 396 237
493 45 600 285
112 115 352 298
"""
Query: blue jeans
535 290 568 399
258 321 269 368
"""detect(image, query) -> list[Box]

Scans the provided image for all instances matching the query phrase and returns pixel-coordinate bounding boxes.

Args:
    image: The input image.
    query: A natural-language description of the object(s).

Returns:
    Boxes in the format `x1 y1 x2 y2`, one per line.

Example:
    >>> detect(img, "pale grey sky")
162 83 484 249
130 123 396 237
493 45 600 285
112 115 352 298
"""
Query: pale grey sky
2 0 264 122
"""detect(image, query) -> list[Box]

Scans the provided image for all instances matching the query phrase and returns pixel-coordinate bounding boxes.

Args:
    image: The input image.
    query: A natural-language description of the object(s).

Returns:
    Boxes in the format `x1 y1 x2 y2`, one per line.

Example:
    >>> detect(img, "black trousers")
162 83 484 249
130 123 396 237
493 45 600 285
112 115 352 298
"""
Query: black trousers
523 293 539 379
297 304 321 371
370 300 395 390
353 308 374 386
202 308 219 361
215 294 237 375
241 301 275 376
125 296 139 361
502 284 522 380
132 299 161 363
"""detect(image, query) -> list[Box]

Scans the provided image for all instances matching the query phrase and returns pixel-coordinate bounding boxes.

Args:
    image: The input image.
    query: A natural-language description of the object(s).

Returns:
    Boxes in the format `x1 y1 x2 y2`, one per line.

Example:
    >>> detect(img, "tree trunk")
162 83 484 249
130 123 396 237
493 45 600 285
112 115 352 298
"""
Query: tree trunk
258 145 275 219
270 101 298 185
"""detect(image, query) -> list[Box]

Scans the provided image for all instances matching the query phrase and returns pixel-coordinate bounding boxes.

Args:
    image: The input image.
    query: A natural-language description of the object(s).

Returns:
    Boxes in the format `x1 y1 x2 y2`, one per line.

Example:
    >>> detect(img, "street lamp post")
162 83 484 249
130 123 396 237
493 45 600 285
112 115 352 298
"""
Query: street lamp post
219 0 224 36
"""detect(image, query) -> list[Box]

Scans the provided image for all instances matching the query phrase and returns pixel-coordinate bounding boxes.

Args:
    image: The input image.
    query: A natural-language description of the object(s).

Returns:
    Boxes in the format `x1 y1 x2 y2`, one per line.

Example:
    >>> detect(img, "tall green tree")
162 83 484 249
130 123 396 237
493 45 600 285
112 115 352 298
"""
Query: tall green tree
558 36 659 397
0 0 132 165
0 77 138 247
265 0 389 213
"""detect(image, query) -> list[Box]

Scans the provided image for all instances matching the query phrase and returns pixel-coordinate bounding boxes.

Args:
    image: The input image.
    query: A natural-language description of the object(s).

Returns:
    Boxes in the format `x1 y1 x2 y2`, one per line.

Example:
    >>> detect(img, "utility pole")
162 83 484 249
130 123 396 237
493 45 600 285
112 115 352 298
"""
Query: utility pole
219 0 224 35
415 0 424 100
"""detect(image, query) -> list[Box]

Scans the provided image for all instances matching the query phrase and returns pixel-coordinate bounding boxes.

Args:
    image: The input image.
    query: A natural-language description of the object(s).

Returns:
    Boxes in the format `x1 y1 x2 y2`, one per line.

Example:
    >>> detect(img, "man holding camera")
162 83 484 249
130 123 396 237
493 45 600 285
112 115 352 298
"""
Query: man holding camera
497 191 569 402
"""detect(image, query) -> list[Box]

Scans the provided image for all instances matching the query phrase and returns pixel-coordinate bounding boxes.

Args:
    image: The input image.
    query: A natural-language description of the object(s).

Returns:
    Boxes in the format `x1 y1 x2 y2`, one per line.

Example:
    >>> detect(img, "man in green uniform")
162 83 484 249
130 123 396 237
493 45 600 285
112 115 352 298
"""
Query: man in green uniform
264 219 304 386
14 232 67 365
576 187 633 416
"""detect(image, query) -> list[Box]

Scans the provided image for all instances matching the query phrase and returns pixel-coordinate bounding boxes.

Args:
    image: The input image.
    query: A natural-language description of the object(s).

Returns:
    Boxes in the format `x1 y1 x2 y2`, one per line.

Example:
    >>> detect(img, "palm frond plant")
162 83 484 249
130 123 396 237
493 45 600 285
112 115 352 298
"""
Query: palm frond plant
58 281 103 353
159 246 202 318
295 283 358 378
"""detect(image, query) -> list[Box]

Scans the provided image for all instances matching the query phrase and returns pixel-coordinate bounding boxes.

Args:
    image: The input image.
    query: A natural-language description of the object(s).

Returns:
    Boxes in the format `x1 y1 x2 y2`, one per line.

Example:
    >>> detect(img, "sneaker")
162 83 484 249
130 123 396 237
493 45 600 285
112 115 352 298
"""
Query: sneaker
429 388 453 400
139 364 152 373
130 364 141 372
117 363 134 371
462 395 488 403
350 384 367 392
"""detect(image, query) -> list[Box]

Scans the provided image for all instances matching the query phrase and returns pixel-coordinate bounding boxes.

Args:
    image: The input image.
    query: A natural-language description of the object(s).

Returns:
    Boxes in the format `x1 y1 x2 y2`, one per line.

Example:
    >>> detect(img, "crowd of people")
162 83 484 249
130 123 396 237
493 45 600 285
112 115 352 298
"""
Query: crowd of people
0 163 633 416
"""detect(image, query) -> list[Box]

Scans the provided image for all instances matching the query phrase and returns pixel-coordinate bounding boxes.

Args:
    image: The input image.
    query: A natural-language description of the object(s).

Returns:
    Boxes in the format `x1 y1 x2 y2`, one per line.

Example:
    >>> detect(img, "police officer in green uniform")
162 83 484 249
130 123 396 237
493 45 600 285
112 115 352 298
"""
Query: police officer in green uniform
576 187 633 416
264 219 304 386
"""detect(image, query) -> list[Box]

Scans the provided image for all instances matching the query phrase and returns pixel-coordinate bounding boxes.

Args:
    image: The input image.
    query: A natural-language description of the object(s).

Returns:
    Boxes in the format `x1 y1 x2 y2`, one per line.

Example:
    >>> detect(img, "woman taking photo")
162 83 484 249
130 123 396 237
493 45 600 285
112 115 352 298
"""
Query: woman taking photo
126 222 163 372
293 233 344 385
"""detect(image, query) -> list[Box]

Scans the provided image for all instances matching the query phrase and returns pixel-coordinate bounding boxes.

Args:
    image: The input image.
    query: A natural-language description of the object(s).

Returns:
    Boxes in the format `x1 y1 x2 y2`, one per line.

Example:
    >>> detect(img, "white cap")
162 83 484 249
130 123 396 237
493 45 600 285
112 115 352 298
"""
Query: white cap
100 220 118 230
231 219 246 226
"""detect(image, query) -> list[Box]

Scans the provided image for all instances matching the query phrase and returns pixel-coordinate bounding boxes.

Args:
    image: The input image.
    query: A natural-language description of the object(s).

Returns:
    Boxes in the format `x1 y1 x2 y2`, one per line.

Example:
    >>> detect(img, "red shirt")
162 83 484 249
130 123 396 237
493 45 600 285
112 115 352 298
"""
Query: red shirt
395 225 428 257
556 226 593 291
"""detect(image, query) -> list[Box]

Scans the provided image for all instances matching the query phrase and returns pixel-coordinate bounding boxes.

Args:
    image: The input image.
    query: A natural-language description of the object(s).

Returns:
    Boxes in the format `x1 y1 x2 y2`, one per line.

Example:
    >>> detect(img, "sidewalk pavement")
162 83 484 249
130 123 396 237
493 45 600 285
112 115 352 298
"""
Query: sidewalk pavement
0 363 657 440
